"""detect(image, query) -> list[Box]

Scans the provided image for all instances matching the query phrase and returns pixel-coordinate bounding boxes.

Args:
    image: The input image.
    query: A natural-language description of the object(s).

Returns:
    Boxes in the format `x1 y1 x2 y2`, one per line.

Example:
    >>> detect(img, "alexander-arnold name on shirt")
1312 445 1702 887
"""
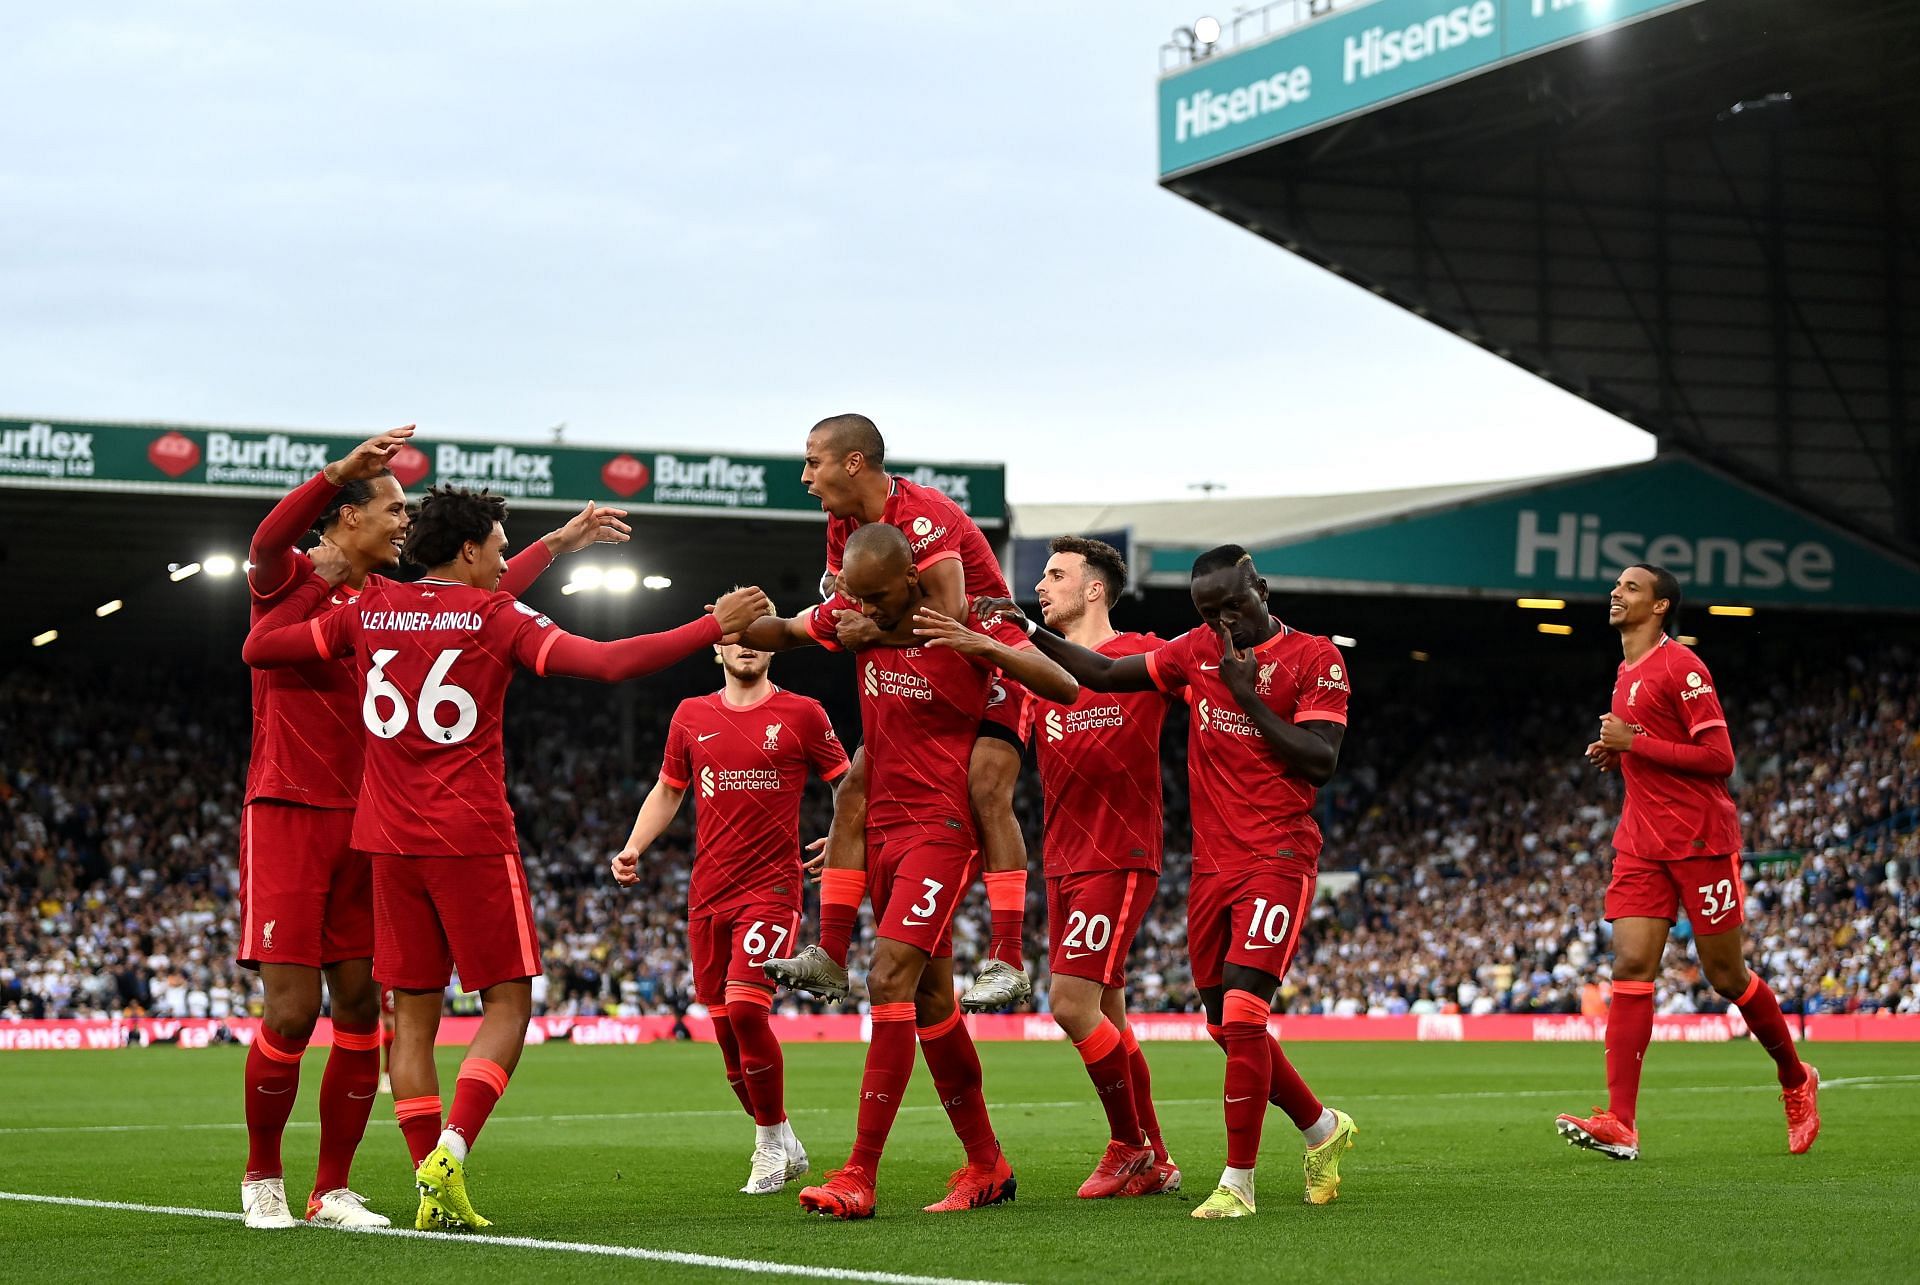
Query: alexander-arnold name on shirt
362 609 487 632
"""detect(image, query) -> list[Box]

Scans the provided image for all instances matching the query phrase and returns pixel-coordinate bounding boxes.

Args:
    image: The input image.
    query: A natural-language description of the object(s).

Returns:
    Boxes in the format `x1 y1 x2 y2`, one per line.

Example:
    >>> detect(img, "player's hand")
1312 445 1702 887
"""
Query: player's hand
971 596 1025 629
802 836 828 883
709 585 774 638
1585 738 1618 772
609 848 641 886
913 607 993 655
542 501 633 556
1598 713 1637 753
324 425 415 486
308 541 352 588
1215 623 1259 696
833 610 882 650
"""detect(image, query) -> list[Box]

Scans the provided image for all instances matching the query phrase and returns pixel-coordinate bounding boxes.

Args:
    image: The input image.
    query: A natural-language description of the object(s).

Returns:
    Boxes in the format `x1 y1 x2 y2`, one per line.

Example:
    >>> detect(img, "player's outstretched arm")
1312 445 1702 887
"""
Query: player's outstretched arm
608 778 687 886
968 597 1157 693
536 586 773 681
249 425 413 599
911 608 1080 704
500 501 636 597
737 611 823 653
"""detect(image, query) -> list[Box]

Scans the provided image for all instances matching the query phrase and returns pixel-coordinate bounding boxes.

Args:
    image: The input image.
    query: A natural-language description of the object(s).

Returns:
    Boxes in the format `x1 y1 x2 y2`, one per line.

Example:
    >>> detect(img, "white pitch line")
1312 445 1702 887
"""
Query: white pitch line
0 1191 1020 1285
3 1075 1912 1138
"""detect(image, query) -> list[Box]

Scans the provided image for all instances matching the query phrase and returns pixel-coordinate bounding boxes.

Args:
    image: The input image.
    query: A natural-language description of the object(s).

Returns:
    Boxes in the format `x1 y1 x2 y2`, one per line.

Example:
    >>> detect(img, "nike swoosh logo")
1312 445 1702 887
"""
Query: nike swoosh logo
1226 1095 1251 1103
1064 950 1097 960
1200 664 1220 671
901 917 929 926
255 1085 294 1095
746 1065 771 1075
698 732 722 742
348 1090 377 1100
1705 911 1732 924
1241 943 1277 951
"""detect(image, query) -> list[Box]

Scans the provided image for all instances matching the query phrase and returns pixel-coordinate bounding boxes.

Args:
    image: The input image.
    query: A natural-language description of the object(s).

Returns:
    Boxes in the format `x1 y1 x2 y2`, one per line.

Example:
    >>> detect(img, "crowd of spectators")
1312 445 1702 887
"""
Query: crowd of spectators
3 642 1915 1023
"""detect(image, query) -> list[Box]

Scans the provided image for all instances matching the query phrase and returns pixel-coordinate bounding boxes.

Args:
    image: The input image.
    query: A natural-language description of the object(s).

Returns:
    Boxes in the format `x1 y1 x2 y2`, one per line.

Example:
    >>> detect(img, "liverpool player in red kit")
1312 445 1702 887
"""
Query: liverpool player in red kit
244 486 771 1230
982 544 1358 1219
766 415 1037 1012
739 524 1079 1218
1556 564 1819 1160
1026 537 1179 1199
238 426 628 1229
609 642 849 1195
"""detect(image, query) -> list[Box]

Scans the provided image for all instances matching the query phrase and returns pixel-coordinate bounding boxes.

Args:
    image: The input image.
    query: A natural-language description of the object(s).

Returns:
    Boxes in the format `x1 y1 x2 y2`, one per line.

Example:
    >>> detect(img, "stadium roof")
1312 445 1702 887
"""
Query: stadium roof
1154 0 1920 562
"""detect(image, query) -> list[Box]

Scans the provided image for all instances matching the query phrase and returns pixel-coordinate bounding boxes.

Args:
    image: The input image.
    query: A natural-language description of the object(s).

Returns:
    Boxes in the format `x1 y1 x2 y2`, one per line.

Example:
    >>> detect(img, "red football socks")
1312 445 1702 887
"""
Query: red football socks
710 1014 755 1116
848 1002 917 1175
244 1026 307 1181
446 1057 510 1152
1734 973 1807 1088
1220 990 1272 1169
311 1024 380 1196
818 869 865 968
919 1009 1000 1166
1075 1019 1141 1146
1606 980 1656 1127
394 1094 443 1167
1206 1018 1322 1130
983 870 1027 969
726 984 786 1126
1120 1025 1167 1161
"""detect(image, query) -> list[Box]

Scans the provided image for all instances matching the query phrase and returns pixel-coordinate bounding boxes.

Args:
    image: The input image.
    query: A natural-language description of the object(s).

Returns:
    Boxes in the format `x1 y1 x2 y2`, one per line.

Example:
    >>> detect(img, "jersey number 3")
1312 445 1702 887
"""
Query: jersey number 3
364 648 479 744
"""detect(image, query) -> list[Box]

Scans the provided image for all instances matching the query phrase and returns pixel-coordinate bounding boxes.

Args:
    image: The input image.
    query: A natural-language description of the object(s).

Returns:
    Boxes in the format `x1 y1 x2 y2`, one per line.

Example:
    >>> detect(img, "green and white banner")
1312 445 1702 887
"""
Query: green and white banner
1159 0 1704 178
1145 458 1920 611
0 419 1006 524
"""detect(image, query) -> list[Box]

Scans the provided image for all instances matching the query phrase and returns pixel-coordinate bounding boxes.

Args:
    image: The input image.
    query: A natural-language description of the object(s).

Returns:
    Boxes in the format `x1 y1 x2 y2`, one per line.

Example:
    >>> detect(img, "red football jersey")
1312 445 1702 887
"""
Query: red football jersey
1147 622 1349 875
856 634 998 843
808 477 1023 650
1033 632 1171 876
660 687 851 915
1610 636 1742 860
298 576 565 857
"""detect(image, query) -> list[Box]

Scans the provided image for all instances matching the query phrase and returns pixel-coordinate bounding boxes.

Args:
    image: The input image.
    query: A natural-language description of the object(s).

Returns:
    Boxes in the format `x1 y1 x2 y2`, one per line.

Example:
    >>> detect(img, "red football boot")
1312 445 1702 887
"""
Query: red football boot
1076 1140 1153 1199
1555 1107 1640 1160
797 1166 876 1220
1782 1064 1820 1155
922 1151 1017 1212
1120 1155 1183 1197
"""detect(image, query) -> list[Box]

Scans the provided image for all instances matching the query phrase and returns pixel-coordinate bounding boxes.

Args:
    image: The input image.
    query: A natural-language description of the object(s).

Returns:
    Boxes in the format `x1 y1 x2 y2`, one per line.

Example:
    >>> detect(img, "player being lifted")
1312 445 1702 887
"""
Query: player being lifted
609 640 850 1195
736 523 1080 1218
1024 537 1180 1198
765 415 1036 1011
244 485 772 1231
1556 564 1819 1160
978 544 1358 1219
237 425 627 1229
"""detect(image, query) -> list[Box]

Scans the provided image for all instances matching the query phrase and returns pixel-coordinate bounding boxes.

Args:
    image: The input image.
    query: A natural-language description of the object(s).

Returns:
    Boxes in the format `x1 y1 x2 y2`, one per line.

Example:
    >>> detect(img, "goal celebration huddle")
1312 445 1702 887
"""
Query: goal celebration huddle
231 415 1820 1233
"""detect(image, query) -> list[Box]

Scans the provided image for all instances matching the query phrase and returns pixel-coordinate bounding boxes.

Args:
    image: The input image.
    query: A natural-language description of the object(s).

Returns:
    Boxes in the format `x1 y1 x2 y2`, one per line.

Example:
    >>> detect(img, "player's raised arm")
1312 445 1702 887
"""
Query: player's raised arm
1215 624 1344 786
500 501 635 597
971 596 1157 693
247 424 414 599
912 607 1079 705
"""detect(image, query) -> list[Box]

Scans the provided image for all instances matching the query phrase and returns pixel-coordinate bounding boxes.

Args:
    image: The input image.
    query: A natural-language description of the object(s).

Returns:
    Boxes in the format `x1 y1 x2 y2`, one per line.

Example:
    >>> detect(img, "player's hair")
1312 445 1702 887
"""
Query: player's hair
811 414 886 468
843 520 911 569
1191 543 1255 580
1050 535 1127 600
312 471 393 537
403 486 509 569
1630 562 1682 634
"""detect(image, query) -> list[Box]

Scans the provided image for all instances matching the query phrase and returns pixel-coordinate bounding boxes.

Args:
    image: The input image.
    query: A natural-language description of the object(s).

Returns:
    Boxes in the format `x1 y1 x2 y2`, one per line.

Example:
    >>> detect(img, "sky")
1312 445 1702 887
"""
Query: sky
0 1 1654 505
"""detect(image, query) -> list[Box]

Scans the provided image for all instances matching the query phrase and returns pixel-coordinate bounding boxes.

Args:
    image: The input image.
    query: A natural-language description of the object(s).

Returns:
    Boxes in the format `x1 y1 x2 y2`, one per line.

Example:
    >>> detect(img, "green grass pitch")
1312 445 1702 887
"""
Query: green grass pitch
0 1040 1913 1283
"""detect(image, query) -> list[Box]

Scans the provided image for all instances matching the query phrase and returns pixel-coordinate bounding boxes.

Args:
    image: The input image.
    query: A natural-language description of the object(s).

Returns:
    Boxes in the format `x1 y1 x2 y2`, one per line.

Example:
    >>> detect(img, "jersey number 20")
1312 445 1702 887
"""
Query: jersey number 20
364 648 479 744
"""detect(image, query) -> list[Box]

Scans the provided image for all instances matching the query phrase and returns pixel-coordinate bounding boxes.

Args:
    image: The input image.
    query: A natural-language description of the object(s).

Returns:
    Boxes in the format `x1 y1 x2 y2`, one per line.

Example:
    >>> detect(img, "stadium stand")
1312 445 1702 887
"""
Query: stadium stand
3 646 1914 1022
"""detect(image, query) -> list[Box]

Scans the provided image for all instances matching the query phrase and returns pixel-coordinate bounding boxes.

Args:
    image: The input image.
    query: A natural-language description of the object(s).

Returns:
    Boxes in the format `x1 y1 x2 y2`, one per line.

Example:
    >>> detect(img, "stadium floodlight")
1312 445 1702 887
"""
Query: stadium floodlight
1677 635 1700 646
1331 634 1357 648
1516 598 1565 610
561 583 583 596
203 554 238 577
568 566 605 592
96 600 123 618
643 575 672 591
603 567 638 593
33 629 57 647
170 562 202 582
1708 605 1755 617
1410 650 1430 662
1537 623 1573 636
1194 15 1221 44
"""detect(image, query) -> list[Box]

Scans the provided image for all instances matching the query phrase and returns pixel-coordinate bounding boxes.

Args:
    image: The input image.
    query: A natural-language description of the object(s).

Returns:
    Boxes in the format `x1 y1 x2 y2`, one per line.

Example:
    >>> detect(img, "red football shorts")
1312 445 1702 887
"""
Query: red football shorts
1606 851 1746 934
372 852 542 992
870 829 977 958
238 801 372 969
979 672 1034 747
689 900 801 1005
1187 862 1316 991
1046 869 1156 987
